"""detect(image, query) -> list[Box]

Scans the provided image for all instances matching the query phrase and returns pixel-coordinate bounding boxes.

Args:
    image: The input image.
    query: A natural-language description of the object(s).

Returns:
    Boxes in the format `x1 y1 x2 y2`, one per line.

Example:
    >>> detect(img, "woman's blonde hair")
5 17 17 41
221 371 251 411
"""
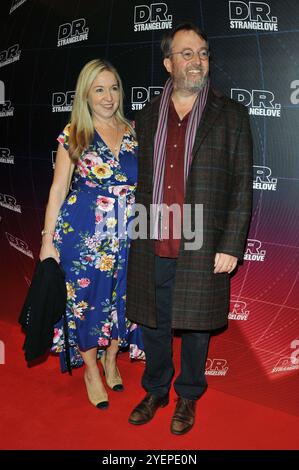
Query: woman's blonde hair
68 59 134 161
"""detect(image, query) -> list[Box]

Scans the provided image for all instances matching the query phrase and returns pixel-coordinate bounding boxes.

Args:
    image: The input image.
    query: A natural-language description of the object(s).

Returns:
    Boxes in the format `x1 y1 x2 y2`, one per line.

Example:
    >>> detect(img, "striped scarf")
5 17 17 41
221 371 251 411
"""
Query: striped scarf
152 78 210 238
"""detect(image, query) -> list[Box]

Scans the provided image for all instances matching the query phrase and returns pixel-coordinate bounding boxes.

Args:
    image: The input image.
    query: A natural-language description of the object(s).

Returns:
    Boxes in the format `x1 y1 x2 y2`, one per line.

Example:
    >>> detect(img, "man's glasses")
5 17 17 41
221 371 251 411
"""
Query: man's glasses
168 48 210 61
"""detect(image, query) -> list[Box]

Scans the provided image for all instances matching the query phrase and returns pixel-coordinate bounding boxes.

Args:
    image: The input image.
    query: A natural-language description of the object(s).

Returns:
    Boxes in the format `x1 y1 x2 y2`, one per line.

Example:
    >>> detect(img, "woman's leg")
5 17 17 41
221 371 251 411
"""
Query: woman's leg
105 339 119 366
101 339 123 390
80 347 108 408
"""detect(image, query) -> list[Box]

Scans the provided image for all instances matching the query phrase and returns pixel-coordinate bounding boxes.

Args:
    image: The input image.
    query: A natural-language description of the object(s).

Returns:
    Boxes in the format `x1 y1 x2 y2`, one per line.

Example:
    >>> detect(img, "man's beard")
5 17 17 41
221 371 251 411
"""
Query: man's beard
174 66 208 93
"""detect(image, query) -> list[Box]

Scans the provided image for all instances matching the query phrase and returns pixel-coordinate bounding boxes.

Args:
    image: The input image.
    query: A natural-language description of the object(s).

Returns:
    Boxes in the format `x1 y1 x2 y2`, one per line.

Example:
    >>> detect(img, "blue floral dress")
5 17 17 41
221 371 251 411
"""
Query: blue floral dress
51 124 144 372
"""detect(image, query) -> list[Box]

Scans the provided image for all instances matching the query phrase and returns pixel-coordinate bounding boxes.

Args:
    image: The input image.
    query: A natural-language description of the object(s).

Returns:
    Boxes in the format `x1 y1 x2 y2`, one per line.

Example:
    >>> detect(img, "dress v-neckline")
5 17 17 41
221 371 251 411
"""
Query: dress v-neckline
94 127 127 161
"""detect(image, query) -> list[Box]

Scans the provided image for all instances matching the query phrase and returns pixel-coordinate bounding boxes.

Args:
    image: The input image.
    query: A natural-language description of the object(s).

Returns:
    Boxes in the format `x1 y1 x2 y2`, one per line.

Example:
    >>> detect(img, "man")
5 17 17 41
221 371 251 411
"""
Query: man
126 22 253 435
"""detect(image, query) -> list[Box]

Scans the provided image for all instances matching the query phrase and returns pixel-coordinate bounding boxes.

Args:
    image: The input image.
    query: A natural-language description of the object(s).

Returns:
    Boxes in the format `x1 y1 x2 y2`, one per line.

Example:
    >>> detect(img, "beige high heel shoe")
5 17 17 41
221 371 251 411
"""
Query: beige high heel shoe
100 352 124 391
83 371 109 409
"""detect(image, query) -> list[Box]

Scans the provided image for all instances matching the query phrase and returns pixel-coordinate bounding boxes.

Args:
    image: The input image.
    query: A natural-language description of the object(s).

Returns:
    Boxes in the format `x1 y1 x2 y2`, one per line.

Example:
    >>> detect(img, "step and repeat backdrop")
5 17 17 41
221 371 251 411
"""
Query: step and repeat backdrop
1 0 298 415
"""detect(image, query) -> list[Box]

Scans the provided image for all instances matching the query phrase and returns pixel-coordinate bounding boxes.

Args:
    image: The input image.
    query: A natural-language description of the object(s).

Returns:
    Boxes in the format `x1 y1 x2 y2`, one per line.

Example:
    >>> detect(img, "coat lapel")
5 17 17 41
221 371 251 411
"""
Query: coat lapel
192 88 225 156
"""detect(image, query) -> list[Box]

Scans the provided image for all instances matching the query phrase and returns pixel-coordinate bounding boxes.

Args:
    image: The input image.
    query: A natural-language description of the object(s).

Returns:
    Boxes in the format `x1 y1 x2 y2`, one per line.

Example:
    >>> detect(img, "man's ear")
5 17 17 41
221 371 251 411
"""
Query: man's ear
163 57 172 74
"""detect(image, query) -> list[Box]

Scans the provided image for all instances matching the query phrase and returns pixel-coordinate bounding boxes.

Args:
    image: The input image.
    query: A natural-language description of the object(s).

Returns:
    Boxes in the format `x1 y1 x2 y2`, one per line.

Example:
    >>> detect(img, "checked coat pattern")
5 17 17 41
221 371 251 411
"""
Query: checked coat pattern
126 88 253 331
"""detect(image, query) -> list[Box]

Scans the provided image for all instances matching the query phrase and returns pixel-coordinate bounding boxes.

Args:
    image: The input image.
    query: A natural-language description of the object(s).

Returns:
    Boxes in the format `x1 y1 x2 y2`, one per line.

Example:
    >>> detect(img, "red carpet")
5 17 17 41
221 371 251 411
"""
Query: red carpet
0 318 298 450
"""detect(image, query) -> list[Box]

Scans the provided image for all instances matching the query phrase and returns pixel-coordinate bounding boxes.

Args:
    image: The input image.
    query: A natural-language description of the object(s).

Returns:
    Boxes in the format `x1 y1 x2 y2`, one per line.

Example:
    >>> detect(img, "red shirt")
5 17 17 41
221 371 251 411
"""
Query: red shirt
155 100 190 258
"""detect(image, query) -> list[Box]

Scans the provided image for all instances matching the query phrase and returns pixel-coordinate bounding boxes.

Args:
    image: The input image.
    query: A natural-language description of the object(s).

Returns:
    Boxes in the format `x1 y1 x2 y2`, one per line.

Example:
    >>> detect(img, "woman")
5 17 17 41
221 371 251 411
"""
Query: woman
39 59 144 409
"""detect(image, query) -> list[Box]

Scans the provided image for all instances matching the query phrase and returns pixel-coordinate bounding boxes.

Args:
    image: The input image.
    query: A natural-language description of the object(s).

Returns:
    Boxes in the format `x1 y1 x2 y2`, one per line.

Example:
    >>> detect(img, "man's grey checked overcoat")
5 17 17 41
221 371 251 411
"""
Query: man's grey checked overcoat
126 88 253 331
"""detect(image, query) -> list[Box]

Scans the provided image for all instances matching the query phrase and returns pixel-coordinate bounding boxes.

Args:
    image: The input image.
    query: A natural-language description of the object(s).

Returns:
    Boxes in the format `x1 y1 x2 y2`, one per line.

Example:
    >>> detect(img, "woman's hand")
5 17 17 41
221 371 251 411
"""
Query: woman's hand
39 238 60 264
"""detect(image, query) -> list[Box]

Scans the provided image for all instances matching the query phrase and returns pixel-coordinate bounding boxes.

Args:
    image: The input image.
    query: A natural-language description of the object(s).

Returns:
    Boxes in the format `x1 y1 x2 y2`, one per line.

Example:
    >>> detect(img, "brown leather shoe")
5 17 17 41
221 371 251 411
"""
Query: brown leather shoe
170 397 196 435
128 393 169 425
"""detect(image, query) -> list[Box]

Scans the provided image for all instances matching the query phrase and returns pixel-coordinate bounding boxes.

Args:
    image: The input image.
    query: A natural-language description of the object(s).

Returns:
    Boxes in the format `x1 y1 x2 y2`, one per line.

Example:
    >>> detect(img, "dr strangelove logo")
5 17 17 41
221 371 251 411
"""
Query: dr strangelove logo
134 3 172 32
229 1 278 31
205 359 229 376
52 91 75 112
57 18 89 47
0 101 14 117
228 300 249 321
253 165 277 191
0 44 21 68
272 341 299 373
0 148 14 164
0 193 21 213
231 88 281 117
131 86 163 110
5 232 33 258
244 239 266 261
272 358 299 373
93 201 203 251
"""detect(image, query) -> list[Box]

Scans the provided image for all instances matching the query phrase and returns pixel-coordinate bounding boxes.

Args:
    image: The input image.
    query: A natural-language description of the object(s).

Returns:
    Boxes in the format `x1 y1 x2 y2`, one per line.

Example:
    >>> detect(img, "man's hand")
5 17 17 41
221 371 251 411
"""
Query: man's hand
214 253 238 274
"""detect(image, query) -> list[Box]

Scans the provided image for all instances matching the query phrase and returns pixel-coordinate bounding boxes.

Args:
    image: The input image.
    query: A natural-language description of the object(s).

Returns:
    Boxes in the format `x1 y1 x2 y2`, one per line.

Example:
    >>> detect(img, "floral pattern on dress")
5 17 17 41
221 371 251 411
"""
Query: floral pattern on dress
52 124 144 372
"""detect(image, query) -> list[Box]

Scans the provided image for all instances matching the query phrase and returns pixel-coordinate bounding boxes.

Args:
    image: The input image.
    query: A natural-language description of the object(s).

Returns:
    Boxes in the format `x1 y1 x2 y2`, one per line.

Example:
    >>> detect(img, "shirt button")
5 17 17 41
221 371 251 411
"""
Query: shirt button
173 144 177 148
178 123 181 127
170 164 174 168
168 185 171 189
